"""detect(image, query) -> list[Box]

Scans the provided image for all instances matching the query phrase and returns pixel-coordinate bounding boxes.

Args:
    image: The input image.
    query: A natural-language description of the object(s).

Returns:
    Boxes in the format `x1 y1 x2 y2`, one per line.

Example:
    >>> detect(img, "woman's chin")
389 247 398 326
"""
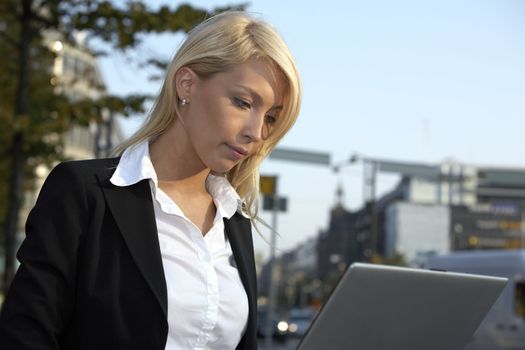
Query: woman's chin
208 162 237 175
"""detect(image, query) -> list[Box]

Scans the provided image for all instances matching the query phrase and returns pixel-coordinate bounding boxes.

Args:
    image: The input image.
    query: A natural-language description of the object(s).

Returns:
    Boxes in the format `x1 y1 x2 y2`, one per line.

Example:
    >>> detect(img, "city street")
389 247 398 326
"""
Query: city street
258 338 301 350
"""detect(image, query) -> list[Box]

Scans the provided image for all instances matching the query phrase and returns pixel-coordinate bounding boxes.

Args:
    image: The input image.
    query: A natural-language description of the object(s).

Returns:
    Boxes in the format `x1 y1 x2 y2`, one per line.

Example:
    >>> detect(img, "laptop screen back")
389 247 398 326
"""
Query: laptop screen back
298 263 507 350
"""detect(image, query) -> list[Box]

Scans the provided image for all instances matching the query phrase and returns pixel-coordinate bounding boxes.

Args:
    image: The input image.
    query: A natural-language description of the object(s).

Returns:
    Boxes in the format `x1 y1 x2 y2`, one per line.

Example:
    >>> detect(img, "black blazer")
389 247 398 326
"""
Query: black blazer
0 158 258 350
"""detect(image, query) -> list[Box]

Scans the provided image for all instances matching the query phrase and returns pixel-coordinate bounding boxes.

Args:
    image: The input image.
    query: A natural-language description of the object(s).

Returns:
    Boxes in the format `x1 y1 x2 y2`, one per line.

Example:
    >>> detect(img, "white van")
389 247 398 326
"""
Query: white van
426 250 525 350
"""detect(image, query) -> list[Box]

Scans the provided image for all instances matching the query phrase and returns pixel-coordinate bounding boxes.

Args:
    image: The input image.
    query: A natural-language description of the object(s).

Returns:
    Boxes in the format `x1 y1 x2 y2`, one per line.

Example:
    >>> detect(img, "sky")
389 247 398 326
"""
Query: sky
98 0 525 260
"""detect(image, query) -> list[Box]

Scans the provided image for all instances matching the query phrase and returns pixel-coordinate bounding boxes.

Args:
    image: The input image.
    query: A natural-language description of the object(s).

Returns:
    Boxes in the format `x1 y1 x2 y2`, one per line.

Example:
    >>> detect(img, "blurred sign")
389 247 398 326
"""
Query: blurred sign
260 176 277 195
452 205 524 250
269 147 331 166
377 160 440 180
263 196 287 212
470 203 519 215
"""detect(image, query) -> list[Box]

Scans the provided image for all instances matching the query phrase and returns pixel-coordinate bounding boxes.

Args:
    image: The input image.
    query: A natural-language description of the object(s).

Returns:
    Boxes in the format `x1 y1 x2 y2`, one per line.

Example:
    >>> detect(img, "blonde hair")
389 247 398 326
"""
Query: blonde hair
115 11 301 221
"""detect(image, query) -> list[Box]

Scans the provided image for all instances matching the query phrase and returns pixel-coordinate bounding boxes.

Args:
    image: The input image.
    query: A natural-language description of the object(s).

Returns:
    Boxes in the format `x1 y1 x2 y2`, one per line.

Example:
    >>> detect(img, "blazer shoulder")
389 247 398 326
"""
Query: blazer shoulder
36 158 120 202
55 157 120 173
49 157 120 181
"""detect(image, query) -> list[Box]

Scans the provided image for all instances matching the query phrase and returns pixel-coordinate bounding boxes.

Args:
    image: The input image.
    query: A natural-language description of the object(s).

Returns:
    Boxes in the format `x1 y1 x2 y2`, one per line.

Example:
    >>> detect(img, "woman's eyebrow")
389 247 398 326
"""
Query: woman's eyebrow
233 84 283 110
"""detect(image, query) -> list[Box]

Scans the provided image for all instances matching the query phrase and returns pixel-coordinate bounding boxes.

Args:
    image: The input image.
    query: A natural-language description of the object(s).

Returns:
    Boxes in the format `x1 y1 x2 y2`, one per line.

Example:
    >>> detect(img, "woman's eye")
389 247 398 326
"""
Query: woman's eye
262 115 278 140
233 97 251 110
265 115 277 125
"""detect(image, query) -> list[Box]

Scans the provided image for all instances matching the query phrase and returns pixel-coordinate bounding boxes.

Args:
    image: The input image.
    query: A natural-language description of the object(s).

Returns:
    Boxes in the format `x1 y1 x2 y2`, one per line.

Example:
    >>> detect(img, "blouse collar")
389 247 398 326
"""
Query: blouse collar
110 141 249 219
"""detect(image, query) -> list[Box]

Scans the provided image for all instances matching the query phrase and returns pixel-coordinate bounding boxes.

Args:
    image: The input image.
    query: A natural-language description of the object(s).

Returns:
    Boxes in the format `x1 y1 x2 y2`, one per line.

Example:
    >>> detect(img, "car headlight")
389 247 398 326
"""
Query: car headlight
277 321 289 333
288 323 298 333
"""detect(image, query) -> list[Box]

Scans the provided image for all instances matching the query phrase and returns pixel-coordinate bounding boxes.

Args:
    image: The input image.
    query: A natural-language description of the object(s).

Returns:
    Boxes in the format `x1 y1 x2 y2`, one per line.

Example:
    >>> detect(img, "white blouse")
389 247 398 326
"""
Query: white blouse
110 141 249 350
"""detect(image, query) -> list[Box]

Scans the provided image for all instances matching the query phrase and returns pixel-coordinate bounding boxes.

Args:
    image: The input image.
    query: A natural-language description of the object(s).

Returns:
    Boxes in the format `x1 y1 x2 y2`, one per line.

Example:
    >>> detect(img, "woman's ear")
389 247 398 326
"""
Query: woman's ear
174 67 197 99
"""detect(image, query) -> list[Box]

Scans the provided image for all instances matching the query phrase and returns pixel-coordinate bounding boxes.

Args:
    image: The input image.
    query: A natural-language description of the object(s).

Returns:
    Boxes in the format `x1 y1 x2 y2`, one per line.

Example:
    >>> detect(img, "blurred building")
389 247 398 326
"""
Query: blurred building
44 30 124 160
274 159 525 295
317 206 355 280
358 160 525 265
450 166 525 250
16 31 124 251
258 236 319 310
29 30 123 192
385 202 450 265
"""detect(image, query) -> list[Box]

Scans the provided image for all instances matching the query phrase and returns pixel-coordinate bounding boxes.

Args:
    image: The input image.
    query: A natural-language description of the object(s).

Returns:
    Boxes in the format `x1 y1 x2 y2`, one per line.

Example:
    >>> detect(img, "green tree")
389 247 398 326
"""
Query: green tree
0 0 244 293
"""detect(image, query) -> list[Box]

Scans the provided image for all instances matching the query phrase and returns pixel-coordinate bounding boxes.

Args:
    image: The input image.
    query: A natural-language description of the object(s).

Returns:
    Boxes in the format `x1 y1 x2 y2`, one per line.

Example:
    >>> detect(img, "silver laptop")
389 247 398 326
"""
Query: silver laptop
298 263 507 350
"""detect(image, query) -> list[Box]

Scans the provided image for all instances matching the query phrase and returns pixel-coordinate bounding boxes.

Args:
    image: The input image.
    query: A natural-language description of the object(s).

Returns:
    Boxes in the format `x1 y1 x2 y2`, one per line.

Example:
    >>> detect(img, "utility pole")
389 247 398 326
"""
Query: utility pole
260 175 288 350
264 183 279 350
364 160 379 258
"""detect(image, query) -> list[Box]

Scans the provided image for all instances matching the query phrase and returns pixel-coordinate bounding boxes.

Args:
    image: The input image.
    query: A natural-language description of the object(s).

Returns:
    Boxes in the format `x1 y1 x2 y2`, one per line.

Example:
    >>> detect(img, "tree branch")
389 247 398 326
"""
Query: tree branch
33 12 59 29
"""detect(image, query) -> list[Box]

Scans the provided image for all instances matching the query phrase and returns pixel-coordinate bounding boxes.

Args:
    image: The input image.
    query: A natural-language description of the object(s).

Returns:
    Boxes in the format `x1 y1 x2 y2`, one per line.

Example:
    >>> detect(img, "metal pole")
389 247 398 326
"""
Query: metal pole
363 161 370 203
448 164 453 206
264 193 279 350
369 161 378 258
459 164 464 205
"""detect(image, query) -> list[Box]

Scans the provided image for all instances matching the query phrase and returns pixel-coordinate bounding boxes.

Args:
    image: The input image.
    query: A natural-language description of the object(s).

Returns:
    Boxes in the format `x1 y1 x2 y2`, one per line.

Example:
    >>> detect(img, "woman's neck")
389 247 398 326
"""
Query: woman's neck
148 123 209 194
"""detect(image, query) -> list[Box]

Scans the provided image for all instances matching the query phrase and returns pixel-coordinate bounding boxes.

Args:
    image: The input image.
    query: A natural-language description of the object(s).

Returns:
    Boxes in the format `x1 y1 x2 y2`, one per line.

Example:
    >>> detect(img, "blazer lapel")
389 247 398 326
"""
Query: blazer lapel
225 213 257 299
225 213 257 348
98 174 167 317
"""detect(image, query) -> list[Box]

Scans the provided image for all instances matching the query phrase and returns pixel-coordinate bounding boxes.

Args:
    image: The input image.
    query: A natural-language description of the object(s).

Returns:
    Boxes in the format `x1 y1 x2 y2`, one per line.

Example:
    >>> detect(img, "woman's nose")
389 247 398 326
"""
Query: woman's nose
242 112 265 142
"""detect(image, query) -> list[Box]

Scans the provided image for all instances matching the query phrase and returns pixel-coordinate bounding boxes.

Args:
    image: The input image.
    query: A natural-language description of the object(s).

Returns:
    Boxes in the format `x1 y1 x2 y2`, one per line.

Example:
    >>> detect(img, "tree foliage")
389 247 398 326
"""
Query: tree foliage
0 0 245 290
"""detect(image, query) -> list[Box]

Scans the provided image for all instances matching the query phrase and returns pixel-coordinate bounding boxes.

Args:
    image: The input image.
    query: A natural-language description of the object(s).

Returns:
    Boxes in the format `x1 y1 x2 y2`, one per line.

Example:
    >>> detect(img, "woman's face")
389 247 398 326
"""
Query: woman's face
176 59 285 173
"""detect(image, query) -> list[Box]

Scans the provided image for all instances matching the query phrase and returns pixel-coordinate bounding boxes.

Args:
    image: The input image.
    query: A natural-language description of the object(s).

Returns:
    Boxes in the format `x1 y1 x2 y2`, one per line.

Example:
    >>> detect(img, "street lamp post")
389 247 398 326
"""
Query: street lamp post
264 187 280 350
259 175 284 350
364 159 379 259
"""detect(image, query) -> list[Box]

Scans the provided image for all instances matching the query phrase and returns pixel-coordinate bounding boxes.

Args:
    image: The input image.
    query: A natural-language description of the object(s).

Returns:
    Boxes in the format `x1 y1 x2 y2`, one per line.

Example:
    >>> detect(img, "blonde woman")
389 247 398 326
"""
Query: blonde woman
0 11 301 350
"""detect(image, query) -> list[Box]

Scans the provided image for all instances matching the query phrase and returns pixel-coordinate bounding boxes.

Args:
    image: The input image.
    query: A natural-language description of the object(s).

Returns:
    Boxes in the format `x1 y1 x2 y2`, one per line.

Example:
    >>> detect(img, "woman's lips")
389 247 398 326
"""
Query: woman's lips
227 144 248 160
